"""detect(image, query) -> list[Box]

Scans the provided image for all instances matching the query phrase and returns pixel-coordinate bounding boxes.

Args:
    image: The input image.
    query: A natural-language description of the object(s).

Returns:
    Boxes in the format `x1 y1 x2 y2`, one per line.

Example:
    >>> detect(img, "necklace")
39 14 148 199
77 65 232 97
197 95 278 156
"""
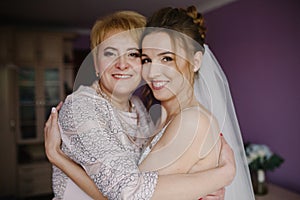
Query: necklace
95 81 134 112
95 81 142 148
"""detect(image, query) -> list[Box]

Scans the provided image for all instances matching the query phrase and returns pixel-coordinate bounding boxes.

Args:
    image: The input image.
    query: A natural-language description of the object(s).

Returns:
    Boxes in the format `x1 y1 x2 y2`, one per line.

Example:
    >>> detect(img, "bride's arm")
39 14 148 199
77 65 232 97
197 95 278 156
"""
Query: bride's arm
140 109 226 199
151 136 234 199
45 107 235 200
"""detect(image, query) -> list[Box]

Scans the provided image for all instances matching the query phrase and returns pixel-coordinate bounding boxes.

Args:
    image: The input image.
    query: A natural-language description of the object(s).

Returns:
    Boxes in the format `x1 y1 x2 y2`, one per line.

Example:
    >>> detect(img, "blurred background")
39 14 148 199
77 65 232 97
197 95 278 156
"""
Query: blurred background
0 0 299 199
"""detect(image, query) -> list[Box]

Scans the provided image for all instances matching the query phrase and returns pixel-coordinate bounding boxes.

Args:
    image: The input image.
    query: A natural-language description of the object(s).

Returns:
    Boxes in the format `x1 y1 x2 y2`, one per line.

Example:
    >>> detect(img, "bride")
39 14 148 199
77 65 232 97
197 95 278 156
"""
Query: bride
138 6 254 199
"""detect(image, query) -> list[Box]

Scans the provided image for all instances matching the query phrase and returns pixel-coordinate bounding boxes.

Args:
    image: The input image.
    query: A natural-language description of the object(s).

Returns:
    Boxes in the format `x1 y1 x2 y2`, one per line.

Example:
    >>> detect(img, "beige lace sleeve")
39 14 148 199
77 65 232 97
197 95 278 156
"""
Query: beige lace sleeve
53 86 158 200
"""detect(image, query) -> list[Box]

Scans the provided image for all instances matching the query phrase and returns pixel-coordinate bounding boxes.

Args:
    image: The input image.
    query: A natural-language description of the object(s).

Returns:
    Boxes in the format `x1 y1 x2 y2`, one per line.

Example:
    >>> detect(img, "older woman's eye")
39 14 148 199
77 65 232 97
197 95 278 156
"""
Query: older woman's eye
128 52 141 58
104 51 116 57
162 56 174 62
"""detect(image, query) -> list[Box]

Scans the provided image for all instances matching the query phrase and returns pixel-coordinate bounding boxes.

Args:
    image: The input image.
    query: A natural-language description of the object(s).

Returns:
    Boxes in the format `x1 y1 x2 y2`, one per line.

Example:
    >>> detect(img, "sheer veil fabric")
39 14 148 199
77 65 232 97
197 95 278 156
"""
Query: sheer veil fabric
194 45 255 199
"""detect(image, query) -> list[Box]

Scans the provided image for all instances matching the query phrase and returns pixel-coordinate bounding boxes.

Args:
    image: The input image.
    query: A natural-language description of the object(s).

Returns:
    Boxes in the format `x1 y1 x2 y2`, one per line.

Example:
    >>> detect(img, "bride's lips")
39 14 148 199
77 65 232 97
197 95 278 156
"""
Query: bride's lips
112 74 132 79
151 80 169 90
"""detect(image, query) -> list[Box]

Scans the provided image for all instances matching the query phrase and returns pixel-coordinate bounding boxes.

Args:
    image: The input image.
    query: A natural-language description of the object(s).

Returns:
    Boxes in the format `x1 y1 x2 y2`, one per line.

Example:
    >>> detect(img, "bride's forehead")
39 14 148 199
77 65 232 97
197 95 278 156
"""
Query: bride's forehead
142 37 189 60
142 32 173 49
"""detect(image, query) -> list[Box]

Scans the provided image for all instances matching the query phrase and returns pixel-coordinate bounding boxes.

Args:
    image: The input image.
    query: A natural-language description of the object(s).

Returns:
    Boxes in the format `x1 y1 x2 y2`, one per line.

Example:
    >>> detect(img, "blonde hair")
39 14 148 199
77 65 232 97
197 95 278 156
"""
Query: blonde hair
90 11 146 50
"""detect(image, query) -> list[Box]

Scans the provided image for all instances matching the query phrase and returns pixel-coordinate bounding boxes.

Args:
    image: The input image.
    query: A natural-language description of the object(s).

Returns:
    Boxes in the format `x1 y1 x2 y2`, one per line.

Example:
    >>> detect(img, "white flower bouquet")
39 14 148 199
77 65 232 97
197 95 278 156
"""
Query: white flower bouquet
245 143 284 171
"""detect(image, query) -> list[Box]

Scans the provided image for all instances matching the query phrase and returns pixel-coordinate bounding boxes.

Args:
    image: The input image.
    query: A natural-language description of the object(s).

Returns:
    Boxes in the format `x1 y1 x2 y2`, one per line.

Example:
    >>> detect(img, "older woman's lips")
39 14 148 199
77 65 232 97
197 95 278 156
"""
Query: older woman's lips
112 74 132 79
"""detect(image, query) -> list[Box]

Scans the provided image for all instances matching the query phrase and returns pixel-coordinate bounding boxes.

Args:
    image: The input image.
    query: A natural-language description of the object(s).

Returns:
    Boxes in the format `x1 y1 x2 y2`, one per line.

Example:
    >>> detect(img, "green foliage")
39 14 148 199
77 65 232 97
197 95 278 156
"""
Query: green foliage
248 153 284 171
245 143 284 171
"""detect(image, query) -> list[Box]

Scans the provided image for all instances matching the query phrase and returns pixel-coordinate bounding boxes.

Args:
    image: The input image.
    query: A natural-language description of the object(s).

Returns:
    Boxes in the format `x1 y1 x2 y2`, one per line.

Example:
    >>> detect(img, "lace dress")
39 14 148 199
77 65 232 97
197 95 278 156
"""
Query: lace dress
52 83 157 200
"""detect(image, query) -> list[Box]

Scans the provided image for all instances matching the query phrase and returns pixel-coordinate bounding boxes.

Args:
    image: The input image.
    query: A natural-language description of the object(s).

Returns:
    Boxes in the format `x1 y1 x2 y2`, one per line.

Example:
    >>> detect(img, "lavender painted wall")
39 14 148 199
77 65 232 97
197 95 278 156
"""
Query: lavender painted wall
204 0 300 193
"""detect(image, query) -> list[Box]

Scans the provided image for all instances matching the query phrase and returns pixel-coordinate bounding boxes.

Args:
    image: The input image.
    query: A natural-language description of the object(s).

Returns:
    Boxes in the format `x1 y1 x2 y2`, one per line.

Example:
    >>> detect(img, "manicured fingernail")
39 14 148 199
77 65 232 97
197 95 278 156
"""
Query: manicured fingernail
51 107 56 113
220 133 223 136
198 198 203 200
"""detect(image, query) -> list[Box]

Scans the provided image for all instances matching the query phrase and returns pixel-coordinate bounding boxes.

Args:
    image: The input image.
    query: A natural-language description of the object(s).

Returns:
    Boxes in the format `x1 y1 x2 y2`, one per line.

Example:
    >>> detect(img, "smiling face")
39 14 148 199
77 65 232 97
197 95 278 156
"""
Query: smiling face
141 31 195 102
94 30 142 98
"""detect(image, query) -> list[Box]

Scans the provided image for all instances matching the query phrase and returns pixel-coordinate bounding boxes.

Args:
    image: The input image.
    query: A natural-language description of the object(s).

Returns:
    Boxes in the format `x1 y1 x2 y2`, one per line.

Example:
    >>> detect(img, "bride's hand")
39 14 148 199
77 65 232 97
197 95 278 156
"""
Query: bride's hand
218 134 236 186
44 102 63 163
201 188 225 200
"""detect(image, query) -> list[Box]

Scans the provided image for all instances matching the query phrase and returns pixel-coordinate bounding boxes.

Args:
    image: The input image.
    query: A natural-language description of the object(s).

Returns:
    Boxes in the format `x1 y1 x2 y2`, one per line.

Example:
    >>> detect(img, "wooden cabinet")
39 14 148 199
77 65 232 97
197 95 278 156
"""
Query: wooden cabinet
16 64 62 144
0 27 14 63
0 28 76 198
0 66 17 196
15 32 64 144
14 32 38 63
14 32 63 63
18 162 52 197
15 31 70 198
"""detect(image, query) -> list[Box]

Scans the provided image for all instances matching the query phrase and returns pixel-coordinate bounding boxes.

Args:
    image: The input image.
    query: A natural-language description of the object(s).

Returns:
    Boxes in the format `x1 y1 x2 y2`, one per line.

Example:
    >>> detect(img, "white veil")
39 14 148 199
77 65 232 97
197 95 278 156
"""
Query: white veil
194 44 255 199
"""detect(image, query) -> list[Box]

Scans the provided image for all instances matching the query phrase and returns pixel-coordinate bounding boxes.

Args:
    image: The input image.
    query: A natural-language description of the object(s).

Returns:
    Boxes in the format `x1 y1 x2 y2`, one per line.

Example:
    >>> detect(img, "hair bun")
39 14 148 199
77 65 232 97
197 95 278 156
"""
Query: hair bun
186 6 206 41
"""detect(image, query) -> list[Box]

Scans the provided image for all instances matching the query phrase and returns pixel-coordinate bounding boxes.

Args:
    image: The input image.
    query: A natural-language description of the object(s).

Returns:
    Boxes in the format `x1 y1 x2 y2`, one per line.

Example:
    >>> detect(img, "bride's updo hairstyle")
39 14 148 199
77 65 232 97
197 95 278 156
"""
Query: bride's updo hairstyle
141 5 206 53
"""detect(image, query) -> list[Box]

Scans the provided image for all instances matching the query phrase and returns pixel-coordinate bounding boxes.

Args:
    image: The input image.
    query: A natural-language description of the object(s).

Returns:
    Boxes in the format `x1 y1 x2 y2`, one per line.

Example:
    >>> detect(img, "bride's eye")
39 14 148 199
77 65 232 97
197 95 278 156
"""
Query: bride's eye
141 58 152 65
162 56 174 62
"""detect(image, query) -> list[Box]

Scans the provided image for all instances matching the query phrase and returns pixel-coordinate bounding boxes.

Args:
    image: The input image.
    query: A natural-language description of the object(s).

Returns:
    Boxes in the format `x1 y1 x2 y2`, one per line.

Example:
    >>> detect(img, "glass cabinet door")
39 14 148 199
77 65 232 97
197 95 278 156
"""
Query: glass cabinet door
18 67 37 140
44 68 61 119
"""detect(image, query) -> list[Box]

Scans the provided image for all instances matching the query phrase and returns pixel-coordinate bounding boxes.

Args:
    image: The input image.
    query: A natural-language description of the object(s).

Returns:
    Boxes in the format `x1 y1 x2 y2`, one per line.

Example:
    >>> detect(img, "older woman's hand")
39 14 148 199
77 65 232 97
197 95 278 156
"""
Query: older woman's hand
44 101 63 163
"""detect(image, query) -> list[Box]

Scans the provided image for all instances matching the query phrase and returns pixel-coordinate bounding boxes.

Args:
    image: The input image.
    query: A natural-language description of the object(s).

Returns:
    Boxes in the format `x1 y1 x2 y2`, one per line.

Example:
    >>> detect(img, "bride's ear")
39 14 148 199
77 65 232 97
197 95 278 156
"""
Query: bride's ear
193 51 203 72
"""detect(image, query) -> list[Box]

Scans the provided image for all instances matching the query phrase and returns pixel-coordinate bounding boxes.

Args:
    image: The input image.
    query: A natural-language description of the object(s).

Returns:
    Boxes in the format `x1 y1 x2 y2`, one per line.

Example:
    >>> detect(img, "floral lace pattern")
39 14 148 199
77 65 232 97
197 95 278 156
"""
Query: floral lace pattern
52 85 158 200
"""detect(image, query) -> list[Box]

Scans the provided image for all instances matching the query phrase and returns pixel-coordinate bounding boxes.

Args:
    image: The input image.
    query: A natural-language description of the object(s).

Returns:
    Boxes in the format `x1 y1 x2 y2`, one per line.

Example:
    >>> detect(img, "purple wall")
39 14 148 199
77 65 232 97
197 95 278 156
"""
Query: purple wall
204 0 300 193
73 34 90 50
